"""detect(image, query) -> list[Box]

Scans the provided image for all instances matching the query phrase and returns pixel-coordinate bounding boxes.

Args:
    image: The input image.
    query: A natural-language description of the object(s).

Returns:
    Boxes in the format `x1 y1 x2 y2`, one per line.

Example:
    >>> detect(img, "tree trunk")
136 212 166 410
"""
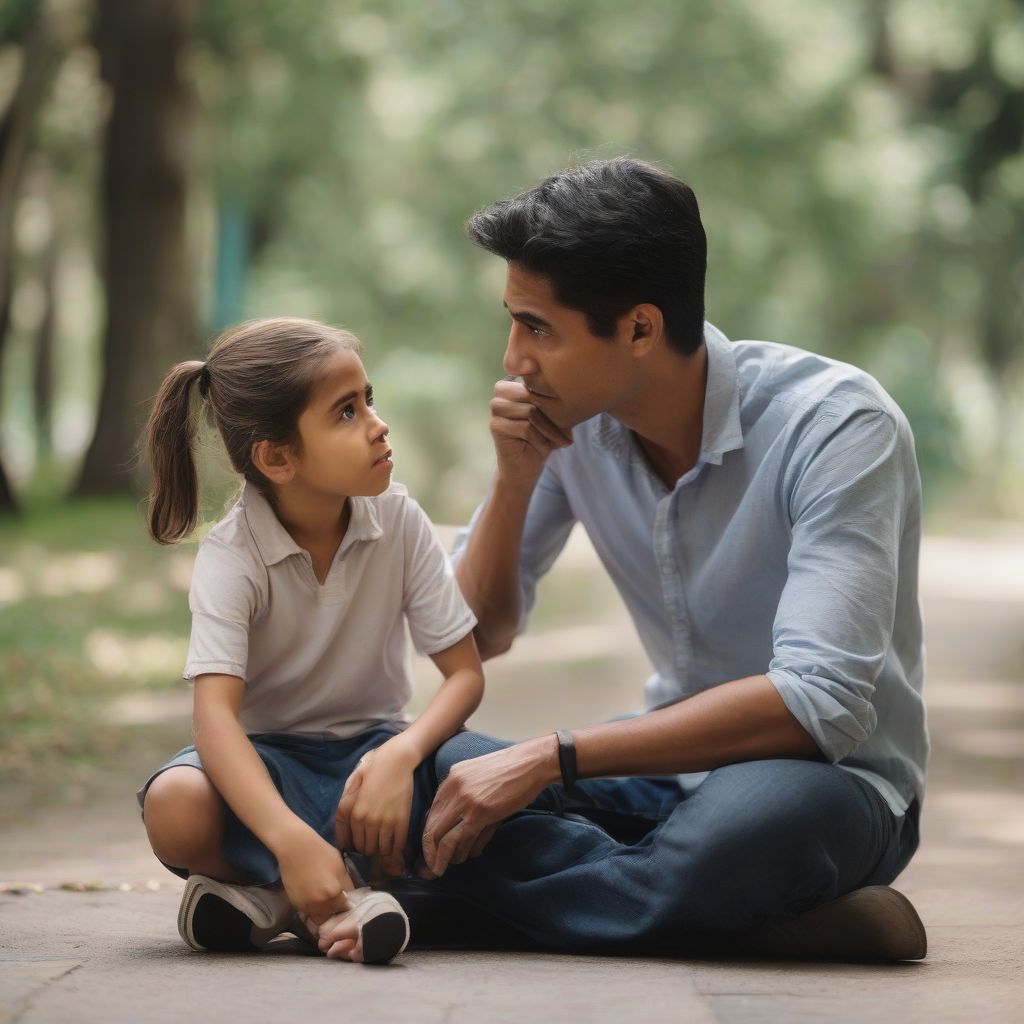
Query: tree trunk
0 7 56 514
0 275 18 513
33 215 59 460
73 0 197 496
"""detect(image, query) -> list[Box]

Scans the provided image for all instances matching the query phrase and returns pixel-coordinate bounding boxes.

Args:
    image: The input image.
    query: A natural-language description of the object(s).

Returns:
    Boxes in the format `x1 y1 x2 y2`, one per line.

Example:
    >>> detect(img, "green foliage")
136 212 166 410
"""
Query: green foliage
0 0 36 42
2 0 1021 518
865 325 965 503
175 0 1021 519
0 498 193 807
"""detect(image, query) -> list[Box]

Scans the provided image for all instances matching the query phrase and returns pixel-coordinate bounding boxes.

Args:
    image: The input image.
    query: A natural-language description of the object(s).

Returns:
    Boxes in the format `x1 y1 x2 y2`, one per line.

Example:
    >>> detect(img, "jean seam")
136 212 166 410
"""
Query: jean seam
841 770 898 885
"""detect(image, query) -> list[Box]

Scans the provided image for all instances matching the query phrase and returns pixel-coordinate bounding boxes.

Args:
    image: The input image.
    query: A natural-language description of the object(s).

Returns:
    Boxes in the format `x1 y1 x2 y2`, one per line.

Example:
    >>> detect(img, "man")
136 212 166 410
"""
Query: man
408 157 928 962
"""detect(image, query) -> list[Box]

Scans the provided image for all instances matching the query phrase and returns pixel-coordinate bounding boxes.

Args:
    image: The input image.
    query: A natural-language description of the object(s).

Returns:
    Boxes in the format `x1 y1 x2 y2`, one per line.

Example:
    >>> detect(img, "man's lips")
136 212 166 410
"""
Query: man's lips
373 449 393 465
507 374 557 400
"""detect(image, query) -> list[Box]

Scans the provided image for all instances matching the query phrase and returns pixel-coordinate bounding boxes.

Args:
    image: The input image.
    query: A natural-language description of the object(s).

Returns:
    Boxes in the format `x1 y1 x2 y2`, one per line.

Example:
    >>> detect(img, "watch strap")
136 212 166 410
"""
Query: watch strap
555 729 578 788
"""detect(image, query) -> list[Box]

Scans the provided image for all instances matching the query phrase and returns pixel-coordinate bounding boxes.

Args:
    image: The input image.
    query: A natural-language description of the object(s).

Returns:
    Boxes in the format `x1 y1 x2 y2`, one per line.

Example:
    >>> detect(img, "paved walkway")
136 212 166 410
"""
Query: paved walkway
2 531 1022 1022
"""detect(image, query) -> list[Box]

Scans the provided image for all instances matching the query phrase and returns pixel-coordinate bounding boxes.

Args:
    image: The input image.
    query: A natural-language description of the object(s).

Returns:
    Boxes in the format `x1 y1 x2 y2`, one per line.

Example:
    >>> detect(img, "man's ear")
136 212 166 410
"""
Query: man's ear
251 439 295 484
624 303 663 357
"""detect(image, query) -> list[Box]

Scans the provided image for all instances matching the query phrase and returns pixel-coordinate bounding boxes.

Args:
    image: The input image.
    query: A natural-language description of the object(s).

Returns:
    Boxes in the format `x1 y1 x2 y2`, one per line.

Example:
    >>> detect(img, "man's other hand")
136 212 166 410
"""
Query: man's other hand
420 735 560 877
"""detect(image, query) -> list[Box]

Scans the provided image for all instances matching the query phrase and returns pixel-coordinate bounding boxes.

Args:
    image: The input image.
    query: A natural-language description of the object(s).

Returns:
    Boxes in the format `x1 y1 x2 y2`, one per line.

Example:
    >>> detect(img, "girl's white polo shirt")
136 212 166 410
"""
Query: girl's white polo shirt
183 481 476 739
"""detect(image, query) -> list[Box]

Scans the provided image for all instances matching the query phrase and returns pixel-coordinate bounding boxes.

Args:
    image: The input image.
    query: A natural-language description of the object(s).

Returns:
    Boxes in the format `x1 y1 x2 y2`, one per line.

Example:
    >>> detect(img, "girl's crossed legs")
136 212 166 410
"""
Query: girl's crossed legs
139 727 436 959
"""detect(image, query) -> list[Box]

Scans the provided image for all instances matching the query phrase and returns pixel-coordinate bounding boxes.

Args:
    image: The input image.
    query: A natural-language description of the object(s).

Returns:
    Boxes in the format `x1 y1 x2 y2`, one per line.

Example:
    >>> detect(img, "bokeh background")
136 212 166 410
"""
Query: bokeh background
1 0 1022 824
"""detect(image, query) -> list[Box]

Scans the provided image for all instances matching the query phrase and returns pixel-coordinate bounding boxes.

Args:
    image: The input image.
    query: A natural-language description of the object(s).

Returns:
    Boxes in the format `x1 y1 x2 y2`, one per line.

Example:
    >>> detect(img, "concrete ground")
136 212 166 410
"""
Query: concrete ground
2 528 1023 1023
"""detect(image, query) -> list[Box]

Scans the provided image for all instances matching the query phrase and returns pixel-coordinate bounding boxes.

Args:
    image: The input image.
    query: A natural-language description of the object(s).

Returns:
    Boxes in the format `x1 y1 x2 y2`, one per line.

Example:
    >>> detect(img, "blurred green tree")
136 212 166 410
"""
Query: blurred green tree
73 0 198 495
867 0 1023 490
0 0 1018 517
0 0 60 513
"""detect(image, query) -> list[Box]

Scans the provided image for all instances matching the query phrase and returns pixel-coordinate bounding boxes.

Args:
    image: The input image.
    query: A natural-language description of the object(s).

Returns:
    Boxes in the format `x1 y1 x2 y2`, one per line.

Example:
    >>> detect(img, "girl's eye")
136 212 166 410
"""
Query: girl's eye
341 404 356 421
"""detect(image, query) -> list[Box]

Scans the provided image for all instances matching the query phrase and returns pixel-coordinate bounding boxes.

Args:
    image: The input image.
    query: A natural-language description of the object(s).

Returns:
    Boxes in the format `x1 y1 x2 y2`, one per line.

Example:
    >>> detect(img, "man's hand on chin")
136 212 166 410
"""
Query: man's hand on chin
420 734 562 878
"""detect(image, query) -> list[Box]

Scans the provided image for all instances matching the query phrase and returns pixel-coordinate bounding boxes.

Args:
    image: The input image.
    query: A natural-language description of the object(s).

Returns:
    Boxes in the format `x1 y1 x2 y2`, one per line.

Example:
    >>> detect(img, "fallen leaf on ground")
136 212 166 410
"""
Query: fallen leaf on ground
0 882 45 895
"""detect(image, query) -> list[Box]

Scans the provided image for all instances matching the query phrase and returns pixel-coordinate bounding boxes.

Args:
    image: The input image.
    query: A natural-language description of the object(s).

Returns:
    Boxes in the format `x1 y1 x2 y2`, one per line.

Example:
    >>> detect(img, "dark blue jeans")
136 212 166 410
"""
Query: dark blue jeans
416 732 919 954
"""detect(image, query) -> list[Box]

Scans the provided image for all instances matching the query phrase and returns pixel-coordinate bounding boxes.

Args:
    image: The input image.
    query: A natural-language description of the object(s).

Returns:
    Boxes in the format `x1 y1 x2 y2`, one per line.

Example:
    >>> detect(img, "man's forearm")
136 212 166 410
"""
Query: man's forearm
455 474 536 659
420 674 823 877
531 674 821 781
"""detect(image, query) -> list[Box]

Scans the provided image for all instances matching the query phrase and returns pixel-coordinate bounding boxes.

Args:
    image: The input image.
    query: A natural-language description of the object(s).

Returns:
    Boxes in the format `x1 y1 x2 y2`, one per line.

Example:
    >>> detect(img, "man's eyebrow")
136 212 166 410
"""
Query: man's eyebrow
502 301 552 330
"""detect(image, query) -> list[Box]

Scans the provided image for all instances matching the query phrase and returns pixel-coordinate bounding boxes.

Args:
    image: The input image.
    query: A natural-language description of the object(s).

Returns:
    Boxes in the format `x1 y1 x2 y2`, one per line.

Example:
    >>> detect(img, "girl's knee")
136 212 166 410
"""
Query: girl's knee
143 767 222 864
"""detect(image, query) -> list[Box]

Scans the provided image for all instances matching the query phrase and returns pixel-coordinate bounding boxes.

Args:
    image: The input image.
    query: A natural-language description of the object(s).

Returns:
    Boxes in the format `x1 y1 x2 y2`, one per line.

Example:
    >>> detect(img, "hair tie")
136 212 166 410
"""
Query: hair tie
198 363 211 398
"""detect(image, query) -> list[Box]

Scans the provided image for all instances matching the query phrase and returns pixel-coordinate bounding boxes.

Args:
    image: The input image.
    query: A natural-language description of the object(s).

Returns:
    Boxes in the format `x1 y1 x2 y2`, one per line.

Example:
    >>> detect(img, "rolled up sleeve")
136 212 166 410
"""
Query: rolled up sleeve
767 405 913 763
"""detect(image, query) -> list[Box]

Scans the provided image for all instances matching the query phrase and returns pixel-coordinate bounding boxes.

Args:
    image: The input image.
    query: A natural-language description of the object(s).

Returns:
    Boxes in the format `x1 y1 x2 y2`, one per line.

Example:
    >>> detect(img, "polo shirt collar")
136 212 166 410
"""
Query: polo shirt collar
593 321 744 467
241 482 383 568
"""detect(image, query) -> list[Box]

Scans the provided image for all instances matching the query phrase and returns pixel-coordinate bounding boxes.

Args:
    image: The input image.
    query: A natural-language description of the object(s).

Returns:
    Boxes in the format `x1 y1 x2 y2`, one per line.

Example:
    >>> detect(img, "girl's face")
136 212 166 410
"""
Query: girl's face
290 348 393 498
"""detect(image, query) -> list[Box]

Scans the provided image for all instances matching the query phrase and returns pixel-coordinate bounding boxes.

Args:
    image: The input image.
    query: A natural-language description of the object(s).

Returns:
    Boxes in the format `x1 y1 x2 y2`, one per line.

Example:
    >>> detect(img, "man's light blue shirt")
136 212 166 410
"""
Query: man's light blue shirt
455 323 928 816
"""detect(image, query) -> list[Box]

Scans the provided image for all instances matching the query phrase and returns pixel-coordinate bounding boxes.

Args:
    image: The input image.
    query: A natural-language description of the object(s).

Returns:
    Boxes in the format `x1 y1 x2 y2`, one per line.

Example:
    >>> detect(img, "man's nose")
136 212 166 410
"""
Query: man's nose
503 330 539 377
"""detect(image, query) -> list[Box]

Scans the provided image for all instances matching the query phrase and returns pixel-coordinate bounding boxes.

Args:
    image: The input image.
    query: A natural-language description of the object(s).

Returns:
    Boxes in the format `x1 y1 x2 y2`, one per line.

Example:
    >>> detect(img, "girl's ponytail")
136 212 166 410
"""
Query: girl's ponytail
145 360 206 544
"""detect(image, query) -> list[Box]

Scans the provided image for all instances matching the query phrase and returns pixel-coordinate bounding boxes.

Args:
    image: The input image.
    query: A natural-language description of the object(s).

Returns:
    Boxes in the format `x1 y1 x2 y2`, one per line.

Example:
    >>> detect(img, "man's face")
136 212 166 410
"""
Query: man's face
501 262 632 430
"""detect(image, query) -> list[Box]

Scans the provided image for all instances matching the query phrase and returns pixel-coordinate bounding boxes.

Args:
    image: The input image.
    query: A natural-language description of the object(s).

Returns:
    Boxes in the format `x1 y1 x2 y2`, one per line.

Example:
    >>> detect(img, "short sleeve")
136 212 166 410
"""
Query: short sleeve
402 499 477 655
183 539 260 680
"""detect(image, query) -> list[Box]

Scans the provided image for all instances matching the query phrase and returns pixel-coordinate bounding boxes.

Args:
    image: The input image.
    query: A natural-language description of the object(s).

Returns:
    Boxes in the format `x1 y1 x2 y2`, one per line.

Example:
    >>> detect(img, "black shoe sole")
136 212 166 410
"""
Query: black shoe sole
359 911 408 965
191 892 261 952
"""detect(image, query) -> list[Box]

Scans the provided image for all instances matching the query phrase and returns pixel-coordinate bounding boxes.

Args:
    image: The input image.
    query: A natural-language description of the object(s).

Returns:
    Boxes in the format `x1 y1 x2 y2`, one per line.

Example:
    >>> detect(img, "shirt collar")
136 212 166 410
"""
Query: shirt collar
593 321 744 467
241 481 384 567
699 322 744 465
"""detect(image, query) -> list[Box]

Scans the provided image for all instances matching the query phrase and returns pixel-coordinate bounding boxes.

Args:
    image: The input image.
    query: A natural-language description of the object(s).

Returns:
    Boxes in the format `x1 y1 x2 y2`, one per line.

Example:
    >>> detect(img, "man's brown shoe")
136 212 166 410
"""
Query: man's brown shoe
735 885 927 962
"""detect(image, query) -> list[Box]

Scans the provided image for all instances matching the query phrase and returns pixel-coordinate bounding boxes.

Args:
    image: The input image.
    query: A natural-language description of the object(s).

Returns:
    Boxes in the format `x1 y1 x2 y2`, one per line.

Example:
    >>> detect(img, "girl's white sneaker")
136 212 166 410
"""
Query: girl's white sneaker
177 875 409 963
177 875 303 951
316 887 411 964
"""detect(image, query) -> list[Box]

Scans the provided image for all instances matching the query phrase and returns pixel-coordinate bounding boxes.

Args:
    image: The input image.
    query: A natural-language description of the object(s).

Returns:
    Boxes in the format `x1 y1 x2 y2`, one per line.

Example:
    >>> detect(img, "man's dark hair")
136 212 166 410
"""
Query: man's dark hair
466 157 707 356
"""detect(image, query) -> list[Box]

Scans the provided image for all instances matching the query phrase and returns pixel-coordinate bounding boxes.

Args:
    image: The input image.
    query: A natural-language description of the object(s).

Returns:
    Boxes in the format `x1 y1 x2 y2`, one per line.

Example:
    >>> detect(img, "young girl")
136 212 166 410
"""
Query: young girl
138 317 483 964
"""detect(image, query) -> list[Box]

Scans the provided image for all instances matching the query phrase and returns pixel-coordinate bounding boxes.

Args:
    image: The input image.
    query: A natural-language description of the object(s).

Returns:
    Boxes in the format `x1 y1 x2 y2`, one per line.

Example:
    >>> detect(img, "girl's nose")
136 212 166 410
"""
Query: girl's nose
370 410 389 441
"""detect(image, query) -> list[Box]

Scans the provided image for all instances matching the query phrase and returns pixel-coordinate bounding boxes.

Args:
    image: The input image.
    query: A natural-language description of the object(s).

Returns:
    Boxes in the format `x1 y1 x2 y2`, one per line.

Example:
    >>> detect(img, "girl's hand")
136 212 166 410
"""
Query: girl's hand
273 825 354 927
334 740 419 876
